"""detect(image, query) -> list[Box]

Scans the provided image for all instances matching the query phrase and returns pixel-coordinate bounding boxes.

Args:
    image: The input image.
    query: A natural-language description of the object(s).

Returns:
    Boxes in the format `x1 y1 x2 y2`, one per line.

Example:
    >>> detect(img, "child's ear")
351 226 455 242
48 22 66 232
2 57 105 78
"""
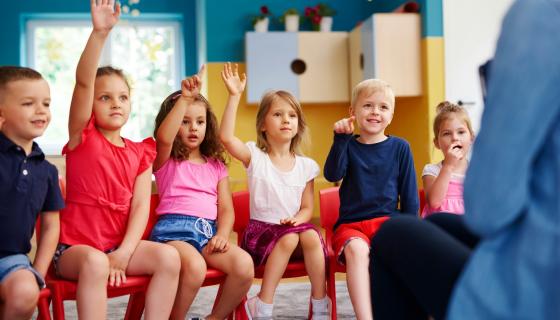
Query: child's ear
349 106 355 117
433 137 440 149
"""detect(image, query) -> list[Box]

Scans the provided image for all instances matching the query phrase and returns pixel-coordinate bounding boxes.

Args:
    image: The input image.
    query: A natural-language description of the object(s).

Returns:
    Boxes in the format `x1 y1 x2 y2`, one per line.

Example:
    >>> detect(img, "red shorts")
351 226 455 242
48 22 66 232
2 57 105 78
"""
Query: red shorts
332 216 390 264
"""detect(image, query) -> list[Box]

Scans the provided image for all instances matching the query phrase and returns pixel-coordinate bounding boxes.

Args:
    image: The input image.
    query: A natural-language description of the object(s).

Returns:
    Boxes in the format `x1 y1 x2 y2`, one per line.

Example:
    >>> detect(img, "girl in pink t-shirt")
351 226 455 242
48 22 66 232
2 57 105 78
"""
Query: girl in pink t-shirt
151 66 253 320
57 2 180 319
421 101 475 218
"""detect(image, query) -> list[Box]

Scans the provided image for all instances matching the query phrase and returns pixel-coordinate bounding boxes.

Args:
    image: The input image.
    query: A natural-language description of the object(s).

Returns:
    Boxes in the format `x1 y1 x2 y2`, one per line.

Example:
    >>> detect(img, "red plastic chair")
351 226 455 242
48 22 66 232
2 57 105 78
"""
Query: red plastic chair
36 288 52 320
318 187 342 320
419 188 426 215
232 190 315 320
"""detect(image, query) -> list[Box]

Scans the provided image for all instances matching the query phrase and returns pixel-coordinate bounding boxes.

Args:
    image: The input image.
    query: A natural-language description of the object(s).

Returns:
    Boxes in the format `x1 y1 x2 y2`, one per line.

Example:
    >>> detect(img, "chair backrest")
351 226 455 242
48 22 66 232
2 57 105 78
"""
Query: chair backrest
418 189 426 215
319 187 340 232
232 190 250 244
143 194 160 240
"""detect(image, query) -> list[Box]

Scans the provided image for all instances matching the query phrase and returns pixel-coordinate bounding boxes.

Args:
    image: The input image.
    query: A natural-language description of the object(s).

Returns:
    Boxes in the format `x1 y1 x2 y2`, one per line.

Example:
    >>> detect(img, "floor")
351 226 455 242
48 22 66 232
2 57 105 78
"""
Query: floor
34 280 356 319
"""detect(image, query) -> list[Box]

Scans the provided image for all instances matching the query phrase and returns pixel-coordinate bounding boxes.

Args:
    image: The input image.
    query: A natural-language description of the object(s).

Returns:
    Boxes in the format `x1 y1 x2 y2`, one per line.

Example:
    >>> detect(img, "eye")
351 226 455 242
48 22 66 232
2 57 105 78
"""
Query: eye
22 101 33 107
197 120 205 125
43 101 51 108
363 104 372 109
182 119 189 125
273 112 281 117
442 132 450 136
381 105 389 110
119 95 129 102
289 113 297 118
100 95 109 101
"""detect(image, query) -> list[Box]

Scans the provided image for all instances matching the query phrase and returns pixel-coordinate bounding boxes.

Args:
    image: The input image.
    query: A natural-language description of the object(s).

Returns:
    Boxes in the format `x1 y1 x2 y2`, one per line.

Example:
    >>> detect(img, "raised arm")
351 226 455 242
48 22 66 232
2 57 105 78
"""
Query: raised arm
67 0 120 150
219 62 251 167
323 116 355 182
154 66 205 170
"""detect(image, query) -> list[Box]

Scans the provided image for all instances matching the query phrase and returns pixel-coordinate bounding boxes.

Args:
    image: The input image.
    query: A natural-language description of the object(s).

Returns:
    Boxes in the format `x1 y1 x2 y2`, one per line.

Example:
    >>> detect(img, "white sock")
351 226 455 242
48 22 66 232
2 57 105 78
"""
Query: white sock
256 296 273 316
312 296 329 311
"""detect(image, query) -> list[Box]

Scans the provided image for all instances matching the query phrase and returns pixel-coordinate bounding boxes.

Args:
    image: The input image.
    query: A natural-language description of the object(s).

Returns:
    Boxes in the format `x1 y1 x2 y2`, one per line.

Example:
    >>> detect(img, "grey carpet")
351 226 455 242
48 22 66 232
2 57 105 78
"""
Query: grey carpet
33 281 355 319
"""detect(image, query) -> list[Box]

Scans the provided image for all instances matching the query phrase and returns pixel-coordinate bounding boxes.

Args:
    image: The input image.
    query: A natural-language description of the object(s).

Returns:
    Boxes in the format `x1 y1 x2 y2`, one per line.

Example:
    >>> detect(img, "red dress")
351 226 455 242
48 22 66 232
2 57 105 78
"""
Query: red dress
60 117 156 251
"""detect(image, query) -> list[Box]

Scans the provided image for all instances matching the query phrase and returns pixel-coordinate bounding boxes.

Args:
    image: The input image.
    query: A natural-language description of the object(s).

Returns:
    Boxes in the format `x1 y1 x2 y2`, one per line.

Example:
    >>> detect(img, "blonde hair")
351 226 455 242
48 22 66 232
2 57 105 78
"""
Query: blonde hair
256 90 307 155
351 79 395 108
433 101 474 138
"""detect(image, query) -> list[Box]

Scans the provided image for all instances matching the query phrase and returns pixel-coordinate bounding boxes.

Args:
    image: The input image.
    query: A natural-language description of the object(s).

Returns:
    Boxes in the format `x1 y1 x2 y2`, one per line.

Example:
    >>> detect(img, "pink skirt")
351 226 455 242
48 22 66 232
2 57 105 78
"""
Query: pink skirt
241 219 327 267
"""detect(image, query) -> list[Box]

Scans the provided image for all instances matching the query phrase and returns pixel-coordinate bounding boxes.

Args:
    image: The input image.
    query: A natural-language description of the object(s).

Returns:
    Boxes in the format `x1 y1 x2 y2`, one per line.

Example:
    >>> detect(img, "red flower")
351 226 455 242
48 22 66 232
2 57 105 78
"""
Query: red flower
305 7 312 17
312 15 322 24
260 5 269 15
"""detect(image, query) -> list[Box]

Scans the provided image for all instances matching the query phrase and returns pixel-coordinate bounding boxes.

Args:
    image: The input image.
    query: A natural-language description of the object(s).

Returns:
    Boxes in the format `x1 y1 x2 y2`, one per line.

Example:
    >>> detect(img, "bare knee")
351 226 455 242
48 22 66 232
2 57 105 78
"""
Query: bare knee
80 250 110 280
179 253 206 286
299 230 322 250
344 240 370 265
152 244 181 277
276 233 299 252
229 250 254 281
3 277 39 317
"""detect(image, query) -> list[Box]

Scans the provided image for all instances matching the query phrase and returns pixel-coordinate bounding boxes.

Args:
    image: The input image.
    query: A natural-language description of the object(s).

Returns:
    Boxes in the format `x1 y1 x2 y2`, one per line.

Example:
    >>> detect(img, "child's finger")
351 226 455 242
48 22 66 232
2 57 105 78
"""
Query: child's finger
233 63 239 76
197 64 206 78
241 73 247 84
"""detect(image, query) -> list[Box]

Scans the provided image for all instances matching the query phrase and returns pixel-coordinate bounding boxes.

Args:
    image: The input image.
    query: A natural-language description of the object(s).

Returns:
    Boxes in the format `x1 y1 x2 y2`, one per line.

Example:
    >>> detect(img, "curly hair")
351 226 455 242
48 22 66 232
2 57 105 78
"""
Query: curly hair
154 90 227 164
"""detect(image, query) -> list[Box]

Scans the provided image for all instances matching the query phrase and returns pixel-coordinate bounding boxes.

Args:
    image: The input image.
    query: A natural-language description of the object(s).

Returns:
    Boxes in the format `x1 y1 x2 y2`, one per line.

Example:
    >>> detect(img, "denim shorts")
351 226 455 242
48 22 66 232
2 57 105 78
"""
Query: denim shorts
150 214 216 252
0 254 45 288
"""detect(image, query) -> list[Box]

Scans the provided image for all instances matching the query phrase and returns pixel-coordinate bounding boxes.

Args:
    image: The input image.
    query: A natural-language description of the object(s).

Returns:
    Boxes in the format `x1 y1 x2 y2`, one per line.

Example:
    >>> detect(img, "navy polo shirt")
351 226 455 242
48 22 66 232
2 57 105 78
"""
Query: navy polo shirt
0 132 64 258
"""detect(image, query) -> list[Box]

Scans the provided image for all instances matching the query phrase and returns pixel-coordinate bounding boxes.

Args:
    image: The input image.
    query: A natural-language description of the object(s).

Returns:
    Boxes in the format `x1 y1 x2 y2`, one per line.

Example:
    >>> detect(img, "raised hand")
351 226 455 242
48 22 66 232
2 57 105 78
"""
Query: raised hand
91 0 121 33
221 62 247 96
333 116 355 134
181 64 206 100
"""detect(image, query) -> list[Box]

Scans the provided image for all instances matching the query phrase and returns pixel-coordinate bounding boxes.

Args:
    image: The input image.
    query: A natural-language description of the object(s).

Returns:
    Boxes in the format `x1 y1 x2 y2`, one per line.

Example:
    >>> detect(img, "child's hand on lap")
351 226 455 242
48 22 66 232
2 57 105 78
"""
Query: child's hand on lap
280 216 303 227
107 249 131 287
206 234 230 254
221 62 247 97
334 116 355 134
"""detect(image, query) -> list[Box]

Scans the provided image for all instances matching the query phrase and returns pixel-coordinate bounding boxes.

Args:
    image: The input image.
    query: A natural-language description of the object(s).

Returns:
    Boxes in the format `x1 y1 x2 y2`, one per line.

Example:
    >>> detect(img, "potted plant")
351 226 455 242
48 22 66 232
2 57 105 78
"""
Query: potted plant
305 3 336 32
252 5 271 32
280 8 300 32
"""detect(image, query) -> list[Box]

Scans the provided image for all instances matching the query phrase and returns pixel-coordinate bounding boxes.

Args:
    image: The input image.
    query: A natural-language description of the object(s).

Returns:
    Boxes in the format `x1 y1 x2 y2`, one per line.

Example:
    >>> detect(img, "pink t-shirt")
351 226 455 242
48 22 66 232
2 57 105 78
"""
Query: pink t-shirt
154 158 228 220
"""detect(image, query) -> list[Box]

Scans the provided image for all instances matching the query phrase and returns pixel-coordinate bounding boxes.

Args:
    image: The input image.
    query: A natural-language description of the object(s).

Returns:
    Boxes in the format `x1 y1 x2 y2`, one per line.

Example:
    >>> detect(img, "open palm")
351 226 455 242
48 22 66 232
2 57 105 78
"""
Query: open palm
91 0 121 32
221 62 247 96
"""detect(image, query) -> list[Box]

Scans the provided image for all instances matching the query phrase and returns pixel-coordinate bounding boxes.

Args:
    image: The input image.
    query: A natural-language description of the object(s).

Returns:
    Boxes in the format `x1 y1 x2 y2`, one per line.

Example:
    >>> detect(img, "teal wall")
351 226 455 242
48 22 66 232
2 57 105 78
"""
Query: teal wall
0 1 442 73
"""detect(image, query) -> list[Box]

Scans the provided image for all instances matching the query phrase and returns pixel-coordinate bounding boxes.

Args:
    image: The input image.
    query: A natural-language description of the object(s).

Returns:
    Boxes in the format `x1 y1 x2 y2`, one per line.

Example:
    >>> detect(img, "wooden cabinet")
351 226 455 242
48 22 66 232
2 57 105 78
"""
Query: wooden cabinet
245 32 349 104
349 13 422 96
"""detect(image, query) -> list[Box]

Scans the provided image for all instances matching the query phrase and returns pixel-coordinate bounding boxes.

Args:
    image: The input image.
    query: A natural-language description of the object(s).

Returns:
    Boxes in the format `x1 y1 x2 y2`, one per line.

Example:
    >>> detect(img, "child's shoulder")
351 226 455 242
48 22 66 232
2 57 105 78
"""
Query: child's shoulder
422 162 442 177
388 135 411 148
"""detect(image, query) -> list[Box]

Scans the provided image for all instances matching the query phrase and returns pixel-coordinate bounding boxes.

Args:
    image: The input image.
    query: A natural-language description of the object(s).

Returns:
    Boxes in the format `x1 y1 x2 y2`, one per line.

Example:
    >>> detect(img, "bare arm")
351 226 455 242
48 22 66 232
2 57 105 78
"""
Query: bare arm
154 66 205 170
219 62 251 167
281 180 314 226
33 212 60 277
423 169 452 208
67 0 121 150
206 178 234 253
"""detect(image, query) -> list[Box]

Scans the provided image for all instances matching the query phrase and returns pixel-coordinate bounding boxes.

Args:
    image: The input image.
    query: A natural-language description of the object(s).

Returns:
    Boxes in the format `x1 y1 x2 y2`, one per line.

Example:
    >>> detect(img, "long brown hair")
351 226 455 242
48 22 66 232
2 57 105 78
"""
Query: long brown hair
154 90 226 163
255 90 307 155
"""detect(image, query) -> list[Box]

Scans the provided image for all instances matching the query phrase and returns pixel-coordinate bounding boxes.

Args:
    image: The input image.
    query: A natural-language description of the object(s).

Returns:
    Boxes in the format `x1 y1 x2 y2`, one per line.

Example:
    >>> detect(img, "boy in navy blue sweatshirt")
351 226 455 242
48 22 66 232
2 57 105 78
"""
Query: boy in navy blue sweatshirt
324 78 418 320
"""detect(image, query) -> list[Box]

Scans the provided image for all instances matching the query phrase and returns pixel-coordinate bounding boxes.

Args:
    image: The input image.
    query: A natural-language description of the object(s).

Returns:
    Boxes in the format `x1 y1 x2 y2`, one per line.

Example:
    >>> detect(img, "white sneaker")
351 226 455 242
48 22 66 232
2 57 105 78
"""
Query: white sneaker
245 295 273 320
311 296 332 320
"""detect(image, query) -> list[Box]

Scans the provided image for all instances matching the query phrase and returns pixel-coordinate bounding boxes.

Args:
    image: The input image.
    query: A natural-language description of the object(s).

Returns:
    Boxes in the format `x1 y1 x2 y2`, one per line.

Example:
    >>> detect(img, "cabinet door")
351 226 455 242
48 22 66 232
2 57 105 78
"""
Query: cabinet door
372 13 421 96
349 26 364 89
298 32 349 103
246 32 299 103
360 16 376 81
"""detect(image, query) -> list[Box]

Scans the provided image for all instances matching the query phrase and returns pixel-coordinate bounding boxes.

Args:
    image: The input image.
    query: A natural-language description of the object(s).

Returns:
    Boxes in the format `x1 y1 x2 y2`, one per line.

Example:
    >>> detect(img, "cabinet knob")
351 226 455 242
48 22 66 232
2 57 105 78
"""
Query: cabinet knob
291 59 307 75
360 53 364 70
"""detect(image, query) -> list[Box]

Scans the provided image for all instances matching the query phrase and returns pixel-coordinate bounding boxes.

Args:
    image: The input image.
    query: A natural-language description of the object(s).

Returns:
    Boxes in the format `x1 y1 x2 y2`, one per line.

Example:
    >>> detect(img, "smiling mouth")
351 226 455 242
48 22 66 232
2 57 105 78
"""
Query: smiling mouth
31 120 46 126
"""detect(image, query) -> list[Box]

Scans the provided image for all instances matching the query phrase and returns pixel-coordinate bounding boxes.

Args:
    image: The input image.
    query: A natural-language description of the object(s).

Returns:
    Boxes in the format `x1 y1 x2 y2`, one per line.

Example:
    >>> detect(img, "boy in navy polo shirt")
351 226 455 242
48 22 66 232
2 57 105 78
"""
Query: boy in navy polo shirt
0 66 63 319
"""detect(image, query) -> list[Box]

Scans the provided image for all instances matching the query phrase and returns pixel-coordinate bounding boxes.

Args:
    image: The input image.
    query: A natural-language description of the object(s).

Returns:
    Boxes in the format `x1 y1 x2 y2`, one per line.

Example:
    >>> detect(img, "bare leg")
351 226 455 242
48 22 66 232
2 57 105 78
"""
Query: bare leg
203 244 254 320
57 245 110 320
162 241 207 320
299 230 326 299
126 240 180 320
258 233 299 303
0 269 40 320
344 239 373 320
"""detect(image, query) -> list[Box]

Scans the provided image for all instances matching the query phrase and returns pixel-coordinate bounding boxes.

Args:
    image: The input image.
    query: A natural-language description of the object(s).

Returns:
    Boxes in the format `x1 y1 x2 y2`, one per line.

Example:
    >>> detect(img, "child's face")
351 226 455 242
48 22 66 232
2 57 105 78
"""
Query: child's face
350 90 394 138
92 75 131 131
261 98 299 144
178 101 207 150
434 115 474 153
0 78 51 142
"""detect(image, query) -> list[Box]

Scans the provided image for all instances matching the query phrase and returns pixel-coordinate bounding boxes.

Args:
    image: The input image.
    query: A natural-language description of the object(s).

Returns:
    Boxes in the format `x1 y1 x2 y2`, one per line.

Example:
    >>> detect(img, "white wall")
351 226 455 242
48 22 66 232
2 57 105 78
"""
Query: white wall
443 0 514 132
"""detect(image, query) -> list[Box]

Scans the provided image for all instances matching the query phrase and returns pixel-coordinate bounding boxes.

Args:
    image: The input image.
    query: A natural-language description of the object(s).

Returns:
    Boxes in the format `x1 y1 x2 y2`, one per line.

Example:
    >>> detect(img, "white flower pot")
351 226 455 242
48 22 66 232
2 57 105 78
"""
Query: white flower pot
285 15 299 32
320 16 333 32
254 17 269 32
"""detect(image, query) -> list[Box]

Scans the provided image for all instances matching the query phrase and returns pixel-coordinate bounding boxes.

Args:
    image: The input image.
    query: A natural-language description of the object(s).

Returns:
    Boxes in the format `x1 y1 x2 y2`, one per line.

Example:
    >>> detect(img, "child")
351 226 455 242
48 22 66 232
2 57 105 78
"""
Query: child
56 1 180 319
421 101 474 218
151 66 254 320
324 79 418 320
219 63 330 320
0 66 63 320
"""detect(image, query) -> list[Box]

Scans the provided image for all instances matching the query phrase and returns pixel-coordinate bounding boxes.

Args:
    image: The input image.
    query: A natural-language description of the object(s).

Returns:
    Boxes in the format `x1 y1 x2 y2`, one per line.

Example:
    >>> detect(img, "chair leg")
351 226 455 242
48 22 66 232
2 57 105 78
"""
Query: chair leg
50 287 66 320
327 264 338 320
235 296 248 320
124 291 146 320
37 290 52 320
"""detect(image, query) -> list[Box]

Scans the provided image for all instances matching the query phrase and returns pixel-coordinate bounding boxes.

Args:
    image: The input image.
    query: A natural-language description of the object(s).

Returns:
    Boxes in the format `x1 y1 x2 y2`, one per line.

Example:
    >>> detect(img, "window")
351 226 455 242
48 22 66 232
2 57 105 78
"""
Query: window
25 16 184 154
